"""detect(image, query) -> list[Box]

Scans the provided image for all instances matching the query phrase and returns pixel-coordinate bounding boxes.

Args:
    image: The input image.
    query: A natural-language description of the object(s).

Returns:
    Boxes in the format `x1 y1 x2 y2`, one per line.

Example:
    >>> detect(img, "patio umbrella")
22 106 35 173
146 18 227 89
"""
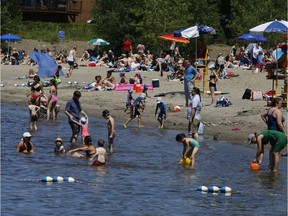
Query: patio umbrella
250 19 288 87
88 38 110 46
0 33 22 56
173 24 216 60
159 34 190 43
237 33 267 41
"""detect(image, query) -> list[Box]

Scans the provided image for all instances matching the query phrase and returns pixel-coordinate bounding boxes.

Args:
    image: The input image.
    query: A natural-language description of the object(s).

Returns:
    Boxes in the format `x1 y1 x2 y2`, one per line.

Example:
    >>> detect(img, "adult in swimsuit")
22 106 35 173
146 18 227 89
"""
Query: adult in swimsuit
27 75 43 106
261 98 285 134
16 132 34 154
67 136 96 159
47 79 58 121
207 65 219 106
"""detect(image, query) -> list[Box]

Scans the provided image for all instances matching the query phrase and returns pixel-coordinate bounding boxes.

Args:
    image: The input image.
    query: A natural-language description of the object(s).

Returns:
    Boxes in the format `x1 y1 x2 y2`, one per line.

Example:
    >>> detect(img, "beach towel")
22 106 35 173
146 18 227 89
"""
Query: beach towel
216 97 233 107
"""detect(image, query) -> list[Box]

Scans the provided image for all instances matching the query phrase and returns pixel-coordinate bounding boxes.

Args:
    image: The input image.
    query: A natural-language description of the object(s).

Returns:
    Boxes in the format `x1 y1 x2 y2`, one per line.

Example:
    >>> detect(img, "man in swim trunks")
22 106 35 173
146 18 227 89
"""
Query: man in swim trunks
65 91 88 145
248 130 287 172
16 132 34 154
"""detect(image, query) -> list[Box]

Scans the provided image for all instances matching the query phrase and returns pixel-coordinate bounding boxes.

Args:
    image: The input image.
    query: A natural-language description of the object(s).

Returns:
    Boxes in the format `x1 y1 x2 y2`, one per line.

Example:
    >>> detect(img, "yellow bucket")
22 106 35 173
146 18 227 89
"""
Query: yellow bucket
179 157 191 166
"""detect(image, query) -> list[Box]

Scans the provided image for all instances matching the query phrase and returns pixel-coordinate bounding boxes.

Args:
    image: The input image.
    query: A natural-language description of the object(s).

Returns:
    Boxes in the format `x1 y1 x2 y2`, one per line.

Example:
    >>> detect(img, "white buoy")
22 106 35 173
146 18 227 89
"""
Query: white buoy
41 176 53 182
14 84 19 87
21 83 26 87
220 186 232 193
68 81 72 84
52 176 64 182
196 186 208 192
64 177 75 183
208 186 220 193
73 81 78 84
0 84 4 87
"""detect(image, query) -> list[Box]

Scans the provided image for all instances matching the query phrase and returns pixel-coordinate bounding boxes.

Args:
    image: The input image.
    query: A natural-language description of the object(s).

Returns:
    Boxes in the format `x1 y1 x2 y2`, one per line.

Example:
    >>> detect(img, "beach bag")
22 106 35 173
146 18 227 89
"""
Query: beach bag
242 88 251 99
251 90 263 101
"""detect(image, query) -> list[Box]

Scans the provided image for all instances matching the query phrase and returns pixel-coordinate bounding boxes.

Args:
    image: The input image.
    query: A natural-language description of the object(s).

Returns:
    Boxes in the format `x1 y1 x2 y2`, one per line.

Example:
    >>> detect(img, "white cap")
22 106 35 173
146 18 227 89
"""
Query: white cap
23 132 32 138
247 134 255 145
141 93 146 98
156 97 162 103
80 117 87 123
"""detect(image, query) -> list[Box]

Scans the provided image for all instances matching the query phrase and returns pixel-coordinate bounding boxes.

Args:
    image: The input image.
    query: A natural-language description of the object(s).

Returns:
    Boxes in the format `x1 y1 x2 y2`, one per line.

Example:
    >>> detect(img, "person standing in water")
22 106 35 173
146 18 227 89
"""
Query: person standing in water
65 91 87 145
175 133 200 169
102 110 115 154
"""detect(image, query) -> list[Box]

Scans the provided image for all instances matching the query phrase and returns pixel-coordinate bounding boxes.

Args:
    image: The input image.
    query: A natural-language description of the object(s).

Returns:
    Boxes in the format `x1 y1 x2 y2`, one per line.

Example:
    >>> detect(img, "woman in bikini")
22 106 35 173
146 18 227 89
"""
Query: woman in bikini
47 79 58 121
67 136 96 159
206 65 219 106
27 75 43 106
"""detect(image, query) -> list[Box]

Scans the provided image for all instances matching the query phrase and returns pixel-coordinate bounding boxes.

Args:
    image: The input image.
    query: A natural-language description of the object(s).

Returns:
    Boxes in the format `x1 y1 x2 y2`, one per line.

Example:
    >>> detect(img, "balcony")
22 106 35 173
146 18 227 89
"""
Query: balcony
19 0 82 15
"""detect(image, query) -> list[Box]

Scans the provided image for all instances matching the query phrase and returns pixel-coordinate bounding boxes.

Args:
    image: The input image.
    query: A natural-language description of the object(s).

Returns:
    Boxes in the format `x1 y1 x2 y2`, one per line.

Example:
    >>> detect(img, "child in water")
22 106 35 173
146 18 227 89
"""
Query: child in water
54 137 65 153
89 139 106 166
175 133 200 169
28 99 41 130
102 110 115 154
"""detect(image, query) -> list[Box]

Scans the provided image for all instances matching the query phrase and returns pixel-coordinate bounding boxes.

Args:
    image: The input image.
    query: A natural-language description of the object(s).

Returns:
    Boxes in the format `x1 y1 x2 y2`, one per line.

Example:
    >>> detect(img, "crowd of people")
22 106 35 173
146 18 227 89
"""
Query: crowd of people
15 38 287 172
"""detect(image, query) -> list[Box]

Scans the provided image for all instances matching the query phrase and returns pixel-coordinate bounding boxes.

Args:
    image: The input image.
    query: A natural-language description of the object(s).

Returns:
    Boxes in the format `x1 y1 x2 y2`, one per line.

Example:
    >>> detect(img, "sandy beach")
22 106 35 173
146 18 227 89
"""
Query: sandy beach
1 40 287 145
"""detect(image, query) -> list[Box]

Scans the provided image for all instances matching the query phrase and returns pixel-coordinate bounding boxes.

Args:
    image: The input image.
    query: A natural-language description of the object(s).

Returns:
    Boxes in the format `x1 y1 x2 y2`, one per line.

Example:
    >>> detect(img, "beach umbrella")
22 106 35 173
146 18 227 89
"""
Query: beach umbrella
0 33 22 56
28 51 64 77
250 19 288 87
159 34 190 43
88 38 110 46
173 24 216 60
237 33 267 41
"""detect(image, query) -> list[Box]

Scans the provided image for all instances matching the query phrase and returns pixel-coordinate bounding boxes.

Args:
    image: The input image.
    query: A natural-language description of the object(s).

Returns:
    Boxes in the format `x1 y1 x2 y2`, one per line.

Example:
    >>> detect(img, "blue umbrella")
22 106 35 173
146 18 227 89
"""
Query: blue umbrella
237 33 267 41
28 51 64 77
0 33 22 56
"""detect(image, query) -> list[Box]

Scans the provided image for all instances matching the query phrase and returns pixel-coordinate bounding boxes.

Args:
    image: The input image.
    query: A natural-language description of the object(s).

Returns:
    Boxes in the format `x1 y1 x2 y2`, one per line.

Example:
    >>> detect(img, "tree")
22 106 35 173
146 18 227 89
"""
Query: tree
1 0 23 34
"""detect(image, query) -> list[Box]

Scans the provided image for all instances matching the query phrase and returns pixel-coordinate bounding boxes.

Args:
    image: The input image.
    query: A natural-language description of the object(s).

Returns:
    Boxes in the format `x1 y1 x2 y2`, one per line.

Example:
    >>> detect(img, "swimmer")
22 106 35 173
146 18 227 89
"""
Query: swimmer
54 137 65 153
16 132 34 154
67 136 96 159
175 133 200 169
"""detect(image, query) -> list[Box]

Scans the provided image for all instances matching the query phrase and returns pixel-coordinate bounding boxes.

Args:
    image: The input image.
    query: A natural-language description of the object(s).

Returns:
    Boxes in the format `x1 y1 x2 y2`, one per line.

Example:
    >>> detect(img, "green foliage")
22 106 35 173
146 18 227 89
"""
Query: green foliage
1 0 23 34
1 0 287 55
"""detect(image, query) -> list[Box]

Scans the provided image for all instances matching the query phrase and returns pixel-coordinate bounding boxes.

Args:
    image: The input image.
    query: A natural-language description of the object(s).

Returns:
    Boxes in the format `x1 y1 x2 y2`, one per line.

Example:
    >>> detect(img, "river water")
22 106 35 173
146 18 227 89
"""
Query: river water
1 103 287 216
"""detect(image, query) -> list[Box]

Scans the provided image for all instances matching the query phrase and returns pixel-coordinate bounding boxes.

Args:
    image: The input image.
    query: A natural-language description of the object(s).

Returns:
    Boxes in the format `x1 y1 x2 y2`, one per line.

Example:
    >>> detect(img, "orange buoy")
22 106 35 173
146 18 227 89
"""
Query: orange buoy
174 106 181 112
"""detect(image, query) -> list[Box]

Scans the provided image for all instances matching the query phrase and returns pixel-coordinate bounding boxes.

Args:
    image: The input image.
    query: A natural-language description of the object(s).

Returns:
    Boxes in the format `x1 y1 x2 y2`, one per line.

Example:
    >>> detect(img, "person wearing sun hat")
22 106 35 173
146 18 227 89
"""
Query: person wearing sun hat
248 130 287 172
54 137 65 153
16 132 34 153
155 97 167 128
102 110 115 154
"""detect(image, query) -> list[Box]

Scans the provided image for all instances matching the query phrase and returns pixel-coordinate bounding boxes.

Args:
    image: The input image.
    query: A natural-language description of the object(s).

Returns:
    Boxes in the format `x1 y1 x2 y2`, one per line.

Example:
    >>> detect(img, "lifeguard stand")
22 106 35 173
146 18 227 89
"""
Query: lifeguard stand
271 69 288 109
195 49 209 93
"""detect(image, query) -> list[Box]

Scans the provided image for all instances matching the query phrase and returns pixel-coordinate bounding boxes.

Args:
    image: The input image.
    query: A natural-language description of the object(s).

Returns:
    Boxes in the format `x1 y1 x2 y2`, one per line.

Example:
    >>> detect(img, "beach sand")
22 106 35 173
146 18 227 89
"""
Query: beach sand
1 40 287 145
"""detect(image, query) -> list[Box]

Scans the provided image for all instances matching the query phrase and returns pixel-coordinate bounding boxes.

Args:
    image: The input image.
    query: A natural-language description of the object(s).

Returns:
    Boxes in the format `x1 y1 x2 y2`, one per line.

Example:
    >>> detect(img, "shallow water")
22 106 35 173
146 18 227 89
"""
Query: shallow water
1 103 287 216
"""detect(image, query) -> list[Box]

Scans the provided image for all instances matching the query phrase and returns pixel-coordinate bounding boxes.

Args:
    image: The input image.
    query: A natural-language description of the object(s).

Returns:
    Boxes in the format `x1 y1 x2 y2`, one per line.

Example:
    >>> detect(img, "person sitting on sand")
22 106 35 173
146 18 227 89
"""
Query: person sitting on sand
81 75 103 92
67 136 96 159
79 50 90 61
119 72 128 84
16 132 34 154
101 71 116 89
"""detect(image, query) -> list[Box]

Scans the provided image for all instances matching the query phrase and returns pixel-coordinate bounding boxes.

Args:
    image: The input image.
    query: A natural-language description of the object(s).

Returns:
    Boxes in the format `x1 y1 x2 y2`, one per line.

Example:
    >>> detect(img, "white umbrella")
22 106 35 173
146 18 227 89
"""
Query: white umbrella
250 19 288 87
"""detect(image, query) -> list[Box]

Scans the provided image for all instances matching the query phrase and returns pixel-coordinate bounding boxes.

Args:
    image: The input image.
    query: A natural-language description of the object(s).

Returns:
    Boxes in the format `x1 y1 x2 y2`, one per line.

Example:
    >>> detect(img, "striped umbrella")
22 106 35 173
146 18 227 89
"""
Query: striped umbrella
159 34 190 43
88 38 110 46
